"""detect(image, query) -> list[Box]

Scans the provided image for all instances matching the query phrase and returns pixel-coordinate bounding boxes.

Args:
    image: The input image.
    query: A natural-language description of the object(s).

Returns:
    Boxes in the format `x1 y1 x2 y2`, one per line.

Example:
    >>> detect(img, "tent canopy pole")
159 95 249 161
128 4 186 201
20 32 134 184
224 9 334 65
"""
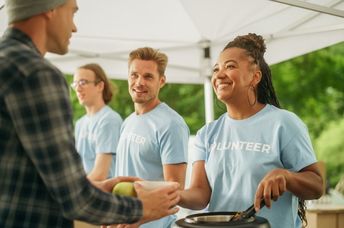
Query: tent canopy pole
200 40 214 123
269 0 344 18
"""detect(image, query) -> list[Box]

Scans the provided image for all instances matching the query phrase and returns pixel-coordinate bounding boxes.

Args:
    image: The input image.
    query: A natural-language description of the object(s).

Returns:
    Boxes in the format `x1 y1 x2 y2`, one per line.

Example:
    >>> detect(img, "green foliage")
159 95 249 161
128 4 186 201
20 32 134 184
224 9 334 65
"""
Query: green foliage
159 83 206 133
315 118 344 187
107 80 134 118
271 42 344 140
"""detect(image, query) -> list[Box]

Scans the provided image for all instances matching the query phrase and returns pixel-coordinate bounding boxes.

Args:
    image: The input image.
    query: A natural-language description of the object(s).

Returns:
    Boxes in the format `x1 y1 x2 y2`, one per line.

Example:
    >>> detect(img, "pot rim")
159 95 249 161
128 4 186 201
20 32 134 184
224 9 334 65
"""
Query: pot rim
185 211 255 224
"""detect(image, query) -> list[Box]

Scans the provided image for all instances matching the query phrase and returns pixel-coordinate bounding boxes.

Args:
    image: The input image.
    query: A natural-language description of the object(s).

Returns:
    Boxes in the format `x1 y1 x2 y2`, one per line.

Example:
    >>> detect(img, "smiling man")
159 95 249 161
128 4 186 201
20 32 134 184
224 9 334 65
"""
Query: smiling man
116 47 190 228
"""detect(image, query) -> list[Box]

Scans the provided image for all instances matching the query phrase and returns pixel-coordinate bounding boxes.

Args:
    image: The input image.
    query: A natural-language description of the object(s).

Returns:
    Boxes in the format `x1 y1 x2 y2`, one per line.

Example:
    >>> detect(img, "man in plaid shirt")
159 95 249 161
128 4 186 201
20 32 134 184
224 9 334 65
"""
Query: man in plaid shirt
0 0 180 227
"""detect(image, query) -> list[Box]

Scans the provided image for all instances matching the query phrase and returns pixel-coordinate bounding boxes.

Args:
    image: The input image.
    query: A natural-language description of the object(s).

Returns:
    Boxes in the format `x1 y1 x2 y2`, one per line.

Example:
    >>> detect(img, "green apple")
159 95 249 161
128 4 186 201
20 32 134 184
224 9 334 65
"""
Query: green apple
112 182 136 197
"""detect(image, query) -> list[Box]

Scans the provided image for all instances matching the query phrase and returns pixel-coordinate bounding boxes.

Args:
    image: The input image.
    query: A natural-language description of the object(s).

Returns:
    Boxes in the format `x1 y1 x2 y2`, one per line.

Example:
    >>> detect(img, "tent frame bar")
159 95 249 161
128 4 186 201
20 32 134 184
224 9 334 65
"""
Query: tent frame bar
270 0 344 18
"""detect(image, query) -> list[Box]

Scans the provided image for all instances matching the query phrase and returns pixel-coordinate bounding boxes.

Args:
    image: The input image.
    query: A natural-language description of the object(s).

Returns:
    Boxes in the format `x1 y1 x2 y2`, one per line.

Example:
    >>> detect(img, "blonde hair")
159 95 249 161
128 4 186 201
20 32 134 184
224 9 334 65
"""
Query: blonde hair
128 47 168 76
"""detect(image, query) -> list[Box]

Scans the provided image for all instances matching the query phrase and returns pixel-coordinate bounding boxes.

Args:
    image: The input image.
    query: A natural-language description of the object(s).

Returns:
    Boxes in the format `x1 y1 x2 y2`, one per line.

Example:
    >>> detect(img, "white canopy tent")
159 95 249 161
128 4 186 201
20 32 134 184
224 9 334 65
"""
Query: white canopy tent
1 0 344 122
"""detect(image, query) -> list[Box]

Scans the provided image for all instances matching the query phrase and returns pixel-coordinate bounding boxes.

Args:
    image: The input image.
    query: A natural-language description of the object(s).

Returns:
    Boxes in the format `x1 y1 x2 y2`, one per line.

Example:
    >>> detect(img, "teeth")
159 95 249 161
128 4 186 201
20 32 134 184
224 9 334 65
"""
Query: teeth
217 82 229 87
134 89 146 93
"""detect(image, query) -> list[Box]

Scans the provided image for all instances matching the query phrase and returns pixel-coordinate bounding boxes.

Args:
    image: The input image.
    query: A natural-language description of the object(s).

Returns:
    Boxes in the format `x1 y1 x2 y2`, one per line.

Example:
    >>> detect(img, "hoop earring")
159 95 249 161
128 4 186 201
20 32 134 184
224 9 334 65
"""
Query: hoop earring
247 85 257 106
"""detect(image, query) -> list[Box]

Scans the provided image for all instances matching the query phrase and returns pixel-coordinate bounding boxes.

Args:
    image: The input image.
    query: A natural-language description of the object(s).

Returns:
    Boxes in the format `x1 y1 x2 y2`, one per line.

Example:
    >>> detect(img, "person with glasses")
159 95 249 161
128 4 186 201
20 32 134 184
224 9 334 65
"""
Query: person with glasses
71 63 122 181
0 0 180 227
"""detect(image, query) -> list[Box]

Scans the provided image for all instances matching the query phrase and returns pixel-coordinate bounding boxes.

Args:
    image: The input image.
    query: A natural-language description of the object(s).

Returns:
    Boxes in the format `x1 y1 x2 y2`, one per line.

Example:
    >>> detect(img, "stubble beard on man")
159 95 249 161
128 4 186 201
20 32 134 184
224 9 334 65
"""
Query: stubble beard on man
131 94 157 107
132 97 148 104
131 90 147 103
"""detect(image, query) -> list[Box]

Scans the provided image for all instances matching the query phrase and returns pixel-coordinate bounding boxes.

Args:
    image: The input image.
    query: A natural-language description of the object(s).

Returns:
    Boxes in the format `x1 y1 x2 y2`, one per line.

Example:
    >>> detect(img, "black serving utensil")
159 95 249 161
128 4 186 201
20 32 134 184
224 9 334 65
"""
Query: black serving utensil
229 198 266 222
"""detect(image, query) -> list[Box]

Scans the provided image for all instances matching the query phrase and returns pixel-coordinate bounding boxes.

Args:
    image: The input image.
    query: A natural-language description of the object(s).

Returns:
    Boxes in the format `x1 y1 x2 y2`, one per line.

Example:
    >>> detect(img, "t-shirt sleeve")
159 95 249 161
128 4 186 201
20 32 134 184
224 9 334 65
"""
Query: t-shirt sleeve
191 127 208 163
95 114 122 154
160 122 189 164
280 117 317 172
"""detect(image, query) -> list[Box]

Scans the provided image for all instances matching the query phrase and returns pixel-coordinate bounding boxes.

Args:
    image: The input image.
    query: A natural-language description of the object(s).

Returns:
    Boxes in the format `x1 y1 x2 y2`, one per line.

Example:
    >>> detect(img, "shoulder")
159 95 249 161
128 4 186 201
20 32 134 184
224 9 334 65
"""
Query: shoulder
264 105 308 135
200 113 227 132
268 105 305 126
1 54 66 98
194 113 227 140
76 115 87 126
122 112 135 124
102 106 123 121
96 106 123 128
1 36 62 79
158 103 185 122
156 103 188 128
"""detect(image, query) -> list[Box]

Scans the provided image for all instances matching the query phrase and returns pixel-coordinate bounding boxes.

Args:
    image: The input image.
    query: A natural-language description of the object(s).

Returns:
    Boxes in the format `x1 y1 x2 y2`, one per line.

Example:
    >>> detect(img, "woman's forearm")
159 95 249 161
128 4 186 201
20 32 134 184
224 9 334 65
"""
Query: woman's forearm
179 187 210 210
286 163 324 199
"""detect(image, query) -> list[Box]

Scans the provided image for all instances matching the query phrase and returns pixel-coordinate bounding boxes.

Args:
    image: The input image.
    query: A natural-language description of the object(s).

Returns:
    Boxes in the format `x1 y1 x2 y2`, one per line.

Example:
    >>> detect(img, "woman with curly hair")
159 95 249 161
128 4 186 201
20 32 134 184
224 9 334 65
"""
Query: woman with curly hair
178 33 323 228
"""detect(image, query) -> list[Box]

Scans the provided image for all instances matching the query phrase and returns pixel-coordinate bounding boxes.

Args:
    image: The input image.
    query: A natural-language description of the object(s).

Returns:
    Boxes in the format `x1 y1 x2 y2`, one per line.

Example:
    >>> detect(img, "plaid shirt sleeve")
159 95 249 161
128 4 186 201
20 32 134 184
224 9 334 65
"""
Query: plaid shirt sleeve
4 64 142 225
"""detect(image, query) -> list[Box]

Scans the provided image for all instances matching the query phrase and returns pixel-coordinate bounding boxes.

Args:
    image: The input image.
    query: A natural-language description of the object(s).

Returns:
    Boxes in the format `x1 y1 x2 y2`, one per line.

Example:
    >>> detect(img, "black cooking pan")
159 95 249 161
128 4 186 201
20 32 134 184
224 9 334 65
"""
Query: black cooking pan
175 211 270 228
176 199 270 228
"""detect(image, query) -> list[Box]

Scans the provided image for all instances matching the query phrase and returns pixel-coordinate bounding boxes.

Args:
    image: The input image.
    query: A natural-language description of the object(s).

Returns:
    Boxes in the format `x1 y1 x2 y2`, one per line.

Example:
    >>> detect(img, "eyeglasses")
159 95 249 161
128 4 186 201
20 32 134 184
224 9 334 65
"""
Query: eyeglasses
70 79 100 90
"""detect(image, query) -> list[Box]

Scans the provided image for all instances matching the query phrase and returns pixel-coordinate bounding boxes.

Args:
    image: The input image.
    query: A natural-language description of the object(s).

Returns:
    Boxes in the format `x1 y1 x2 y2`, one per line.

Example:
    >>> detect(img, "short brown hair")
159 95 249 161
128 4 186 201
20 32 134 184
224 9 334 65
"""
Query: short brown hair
78 63 116 104
128 47 168 76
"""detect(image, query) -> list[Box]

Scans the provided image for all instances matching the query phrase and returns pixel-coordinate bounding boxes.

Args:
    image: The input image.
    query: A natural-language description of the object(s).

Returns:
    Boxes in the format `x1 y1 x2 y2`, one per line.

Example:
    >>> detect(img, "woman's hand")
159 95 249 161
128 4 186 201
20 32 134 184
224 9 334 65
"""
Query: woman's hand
254 163 324 212
254 168 288 211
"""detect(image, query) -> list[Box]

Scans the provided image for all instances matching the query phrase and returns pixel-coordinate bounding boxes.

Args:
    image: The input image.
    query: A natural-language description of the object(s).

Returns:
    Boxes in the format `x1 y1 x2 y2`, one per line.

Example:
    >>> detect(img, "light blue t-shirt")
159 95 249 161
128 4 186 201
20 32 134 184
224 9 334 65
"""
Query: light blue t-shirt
192 104 317 228
75 105 122 177
116 102 189 228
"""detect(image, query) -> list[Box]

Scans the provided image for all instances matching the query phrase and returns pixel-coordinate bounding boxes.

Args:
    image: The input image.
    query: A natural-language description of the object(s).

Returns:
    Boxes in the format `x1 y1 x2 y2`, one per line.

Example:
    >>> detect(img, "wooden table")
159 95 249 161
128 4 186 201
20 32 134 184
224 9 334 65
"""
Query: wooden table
306 204 344 228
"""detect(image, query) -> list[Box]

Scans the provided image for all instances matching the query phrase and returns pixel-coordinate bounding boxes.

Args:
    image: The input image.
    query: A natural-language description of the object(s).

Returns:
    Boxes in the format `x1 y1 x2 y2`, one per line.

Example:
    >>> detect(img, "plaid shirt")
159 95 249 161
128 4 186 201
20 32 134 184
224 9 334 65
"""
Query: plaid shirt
0 28 142 228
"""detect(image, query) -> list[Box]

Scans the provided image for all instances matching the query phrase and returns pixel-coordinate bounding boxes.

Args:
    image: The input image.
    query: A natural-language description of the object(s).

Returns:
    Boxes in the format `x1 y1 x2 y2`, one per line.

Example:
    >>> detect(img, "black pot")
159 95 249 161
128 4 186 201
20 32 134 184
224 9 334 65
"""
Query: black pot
175 212 270 228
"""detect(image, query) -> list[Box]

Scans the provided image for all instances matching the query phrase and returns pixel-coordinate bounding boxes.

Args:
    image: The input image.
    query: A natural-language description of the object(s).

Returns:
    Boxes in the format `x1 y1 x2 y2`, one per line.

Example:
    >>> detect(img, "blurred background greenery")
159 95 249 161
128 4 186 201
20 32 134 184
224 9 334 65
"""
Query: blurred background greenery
65 41 344 188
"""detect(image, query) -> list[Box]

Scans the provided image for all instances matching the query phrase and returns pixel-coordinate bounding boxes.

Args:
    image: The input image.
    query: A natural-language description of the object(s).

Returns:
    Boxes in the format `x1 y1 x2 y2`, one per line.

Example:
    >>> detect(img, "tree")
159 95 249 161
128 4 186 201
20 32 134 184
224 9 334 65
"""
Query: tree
271 42 344 139
315 118 344 187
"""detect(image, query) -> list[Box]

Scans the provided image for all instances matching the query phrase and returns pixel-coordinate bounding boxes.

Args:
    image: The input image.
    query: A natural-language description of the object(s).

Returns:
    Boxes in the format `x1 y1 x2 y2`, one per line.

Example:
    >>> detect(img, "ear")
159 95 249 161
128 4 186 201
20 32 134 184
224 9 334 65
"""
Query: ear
159 75 166 88
97 81 105 92
43 9 56 20
252 70 262 86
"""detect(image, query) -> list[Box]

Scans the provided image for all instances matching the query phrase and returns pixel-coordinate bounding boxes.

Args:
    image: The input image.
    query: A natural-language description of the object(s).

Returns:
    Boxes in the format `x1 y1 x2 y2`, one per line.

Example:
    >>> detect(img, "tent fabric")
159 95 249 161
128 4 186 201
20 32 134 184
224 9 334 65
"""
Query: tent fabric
1 0 344 84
